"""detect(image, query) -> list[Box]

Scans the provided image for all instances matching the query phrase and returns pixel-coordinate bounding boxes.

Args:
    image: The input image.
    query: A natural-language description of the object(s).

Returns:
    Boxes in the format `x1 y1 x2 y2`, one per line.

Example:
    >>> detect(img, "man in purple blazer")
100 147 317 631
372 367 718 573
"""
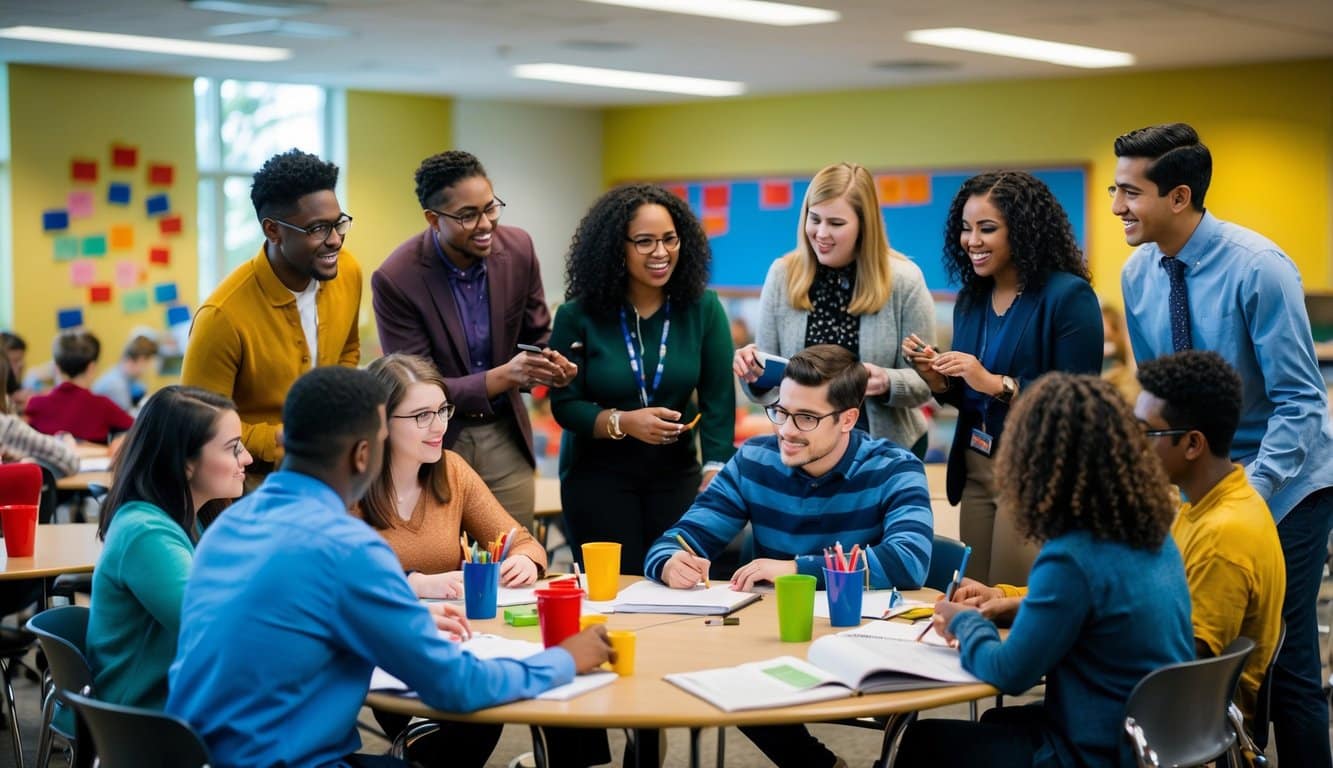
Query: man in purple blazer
371 151 576 528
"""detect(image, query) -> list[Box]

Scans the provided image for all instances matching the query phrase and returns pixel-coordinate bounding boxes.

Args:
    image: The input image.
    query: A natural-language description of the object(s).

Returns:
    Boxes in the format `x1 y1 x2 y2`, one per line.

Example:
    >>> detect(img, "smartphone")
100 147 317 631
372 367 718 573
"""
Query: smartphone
517 344 544 354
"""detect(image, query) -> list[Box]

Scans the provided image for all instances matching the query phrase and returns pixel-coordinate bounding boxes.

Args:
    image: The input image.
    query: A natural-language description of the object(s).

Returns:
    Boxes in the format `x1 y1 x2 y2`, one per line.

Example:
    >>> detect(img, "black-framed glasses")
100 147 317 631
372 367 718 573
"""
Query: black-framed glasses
268 214 353 242
392 404 455 429
626 234 681 255
1138 422 1193 439
426 197 506 230
765 404 843 432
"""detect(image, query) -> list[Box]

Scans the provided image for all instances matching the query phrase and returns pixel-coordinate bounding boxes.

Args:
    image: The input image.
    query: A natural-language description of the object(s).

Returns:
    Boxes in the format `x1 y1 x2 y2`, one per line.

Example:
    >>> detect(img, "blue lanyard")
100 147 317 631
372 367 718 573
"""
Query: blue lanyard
618 300 671 408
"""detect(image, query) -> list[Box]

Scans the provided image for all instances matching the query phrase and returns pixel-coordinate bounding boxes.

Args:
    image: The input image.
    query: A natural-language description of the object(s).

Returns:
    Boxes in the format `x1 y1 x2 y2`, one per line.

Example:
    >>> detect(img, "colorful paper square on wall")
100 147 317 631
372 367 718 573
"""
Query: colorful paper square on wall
702 184 730 210
166 305 191 326
666 185 688 201
145 193 169 216
702 213 729 238
71 160 97 183
69 260 97 287
54 237 79 262
111 144 138 168
148 164 174 186
759 180 793 210
902 175 931 205
110 225 134 250
159 215 183 235
115 260 143 288
876 175 903 206
57 308 84 330
154 282 179 304
82 235 108 257
89 284 113 304
149 246 170 266
108 183 131 206
68 191 94 219
43 210 69 232
122 289 149 314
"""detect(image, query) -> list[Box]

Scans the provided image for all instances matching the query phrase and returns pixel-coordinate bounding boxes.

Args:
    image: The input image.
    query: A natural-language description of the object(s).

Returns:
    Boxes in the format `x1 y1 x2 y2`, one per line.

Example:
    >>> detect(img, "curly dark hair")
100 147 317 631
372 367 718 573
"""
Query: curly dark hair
995 372 1176 550
1137 350 1242 458
564 184 711 319
415 150 488 210
943 171 1090 309
250 148 339 219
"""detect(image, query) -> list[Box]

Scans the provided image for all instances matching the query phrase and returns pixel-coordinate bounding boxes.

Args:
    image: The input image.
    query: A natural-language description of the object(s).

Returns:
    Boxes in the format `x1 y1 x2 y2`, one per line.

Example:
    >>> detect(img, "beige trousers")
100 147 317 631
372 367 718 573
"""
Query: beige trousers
451 419 536 532
960 448 1038 585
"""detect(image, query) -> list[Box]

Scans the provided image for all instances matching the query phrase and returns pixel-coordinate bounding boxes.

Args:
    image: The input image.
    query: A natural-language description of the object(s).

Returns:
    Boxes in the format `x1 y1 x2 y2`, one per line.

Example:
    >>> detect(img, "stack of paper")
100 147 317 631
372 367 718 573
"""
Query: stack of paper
610 580 760 615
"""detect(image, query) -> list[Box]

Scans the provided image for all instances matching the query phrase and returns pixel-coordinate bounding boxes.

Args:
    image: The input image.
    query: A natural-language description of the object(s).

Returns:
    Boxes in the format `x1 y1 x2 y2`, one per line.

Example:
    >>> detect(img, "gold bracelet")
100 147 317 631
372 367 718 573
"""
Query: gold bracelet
606 408 627 440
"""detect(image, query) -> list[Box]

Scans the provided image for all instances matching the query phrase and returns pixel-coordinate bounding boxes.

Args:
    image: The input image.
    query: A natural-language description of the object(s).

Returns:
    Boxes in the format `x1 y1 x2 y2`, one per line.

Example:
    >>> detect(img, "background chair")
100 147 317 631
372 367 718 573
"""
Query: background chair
924 535 967 593
64 690 211 768
1124 636 1254 768
25 606 92 768
1227 623 1286 768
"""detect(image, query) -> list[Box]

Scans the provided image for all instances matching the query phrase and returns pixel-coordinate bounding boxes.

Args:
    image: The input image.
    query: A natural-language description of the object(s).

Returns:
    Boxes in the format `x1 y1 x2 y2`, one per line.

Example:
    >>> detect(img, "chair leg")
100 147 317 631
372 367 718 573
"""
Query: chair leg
968 700 978 721
715 726 725 767
877 710 917 768
0 659 24 768
34 688 54 768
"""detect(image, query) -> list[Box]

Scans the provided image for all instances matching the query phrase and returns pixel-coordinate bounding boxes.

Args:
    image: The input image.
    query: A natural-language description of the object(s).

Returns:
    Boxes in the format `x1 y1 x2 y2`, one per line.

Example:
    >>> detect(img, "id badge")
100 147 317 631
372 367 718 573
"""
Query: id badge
969 428 994 456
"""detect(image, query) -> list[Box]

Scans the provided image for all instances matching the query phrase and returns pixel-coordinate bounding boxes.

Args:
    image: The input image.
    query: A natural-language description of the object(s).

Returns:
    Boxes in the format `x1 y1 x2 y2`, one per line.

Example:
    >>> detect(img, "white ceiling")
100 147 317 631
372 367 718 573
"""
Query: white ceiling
1 0 1331 105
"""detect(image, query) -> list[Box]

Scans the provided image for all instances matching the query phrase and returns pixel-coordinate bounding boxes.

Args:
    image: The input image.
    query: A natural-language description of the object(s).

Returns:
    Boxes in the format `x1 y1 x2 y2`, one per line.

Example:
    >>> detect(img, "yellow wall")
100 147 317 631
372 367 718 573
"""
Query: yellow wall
345 89 452 357
9 64 197 368
604 59 1333 300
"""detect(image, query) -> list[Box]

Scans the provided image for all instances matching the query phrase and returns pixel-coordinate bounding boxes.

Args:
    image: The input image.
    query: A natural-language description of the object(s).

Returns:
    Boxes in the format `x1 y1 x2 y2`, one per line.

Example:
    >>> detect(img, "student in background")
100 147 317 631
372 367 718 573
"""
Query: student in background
550 183 735 573
733 162 935 456
1115 123 1333 766
168 366 613 768
896 373 1193 768
1100 303 1139 404
903 171 1101 585
0 352 78 477
0 331 35 413
183 149 361 486
373 151 577 532
87 386 251 713
93 332 159 413
650 344 931 768
25 329 133 444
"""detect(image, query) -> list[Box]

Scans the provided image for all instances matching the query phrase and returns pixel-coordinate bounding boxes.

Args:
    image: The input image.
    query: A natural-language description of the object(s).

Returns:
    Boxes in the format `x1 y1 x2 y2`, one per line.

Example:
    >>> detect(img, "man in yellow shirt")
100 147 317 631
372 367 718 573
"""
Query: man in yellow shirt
183 150 361 482
955 350 1284 729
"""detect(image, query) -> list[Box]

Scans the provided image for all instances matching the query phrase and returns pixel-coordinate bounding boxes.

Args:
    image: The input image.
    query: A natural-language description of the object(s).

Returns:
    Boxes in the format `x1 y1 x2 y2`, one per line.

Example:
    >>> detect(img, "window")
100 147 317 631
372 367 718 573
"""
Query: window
195 78 345 296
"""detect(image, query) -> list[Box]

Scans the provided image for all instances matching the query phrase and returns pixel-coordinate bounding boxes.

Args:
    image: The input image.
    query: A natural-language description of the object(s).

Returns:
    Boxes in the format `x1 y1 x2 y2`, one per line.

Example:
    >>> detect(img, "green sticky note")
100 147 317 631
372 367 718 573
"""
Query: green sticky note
82 235 108 257
761 663 822 690
121 288 149 314
54 236 79 262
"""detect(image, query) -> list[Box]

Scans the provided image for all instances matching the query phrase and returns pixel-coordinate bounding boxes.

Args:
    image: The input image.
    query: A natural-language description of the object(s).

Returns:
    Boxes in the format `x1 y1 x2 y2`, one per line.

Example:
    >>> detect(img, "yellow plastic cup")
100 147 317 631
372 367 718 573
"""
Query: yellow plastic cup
580 542 622 601
608 630 637 676
579 614 608 631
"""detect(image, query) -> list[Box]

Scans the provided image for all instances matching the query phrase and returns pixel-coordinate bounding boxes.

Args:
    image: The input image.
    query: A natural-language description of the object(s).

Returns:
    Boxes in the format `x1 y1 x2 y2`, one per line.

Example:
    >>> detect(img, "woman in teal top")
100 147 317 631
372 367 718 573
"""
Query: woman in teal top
551 183 735 576
86 386 252 710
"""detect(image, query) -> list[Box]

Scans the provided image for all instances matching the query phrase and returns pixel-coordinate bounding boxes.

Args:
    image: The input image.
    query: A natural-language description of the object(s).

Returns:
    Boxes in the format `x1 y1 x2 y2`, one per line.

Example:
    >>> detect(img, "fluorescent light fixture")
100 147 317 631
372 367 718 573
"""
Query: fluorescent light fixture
580 0 838 26
514 63 744 97
906 27 1135 69
187 0 324 16
0 25 293 62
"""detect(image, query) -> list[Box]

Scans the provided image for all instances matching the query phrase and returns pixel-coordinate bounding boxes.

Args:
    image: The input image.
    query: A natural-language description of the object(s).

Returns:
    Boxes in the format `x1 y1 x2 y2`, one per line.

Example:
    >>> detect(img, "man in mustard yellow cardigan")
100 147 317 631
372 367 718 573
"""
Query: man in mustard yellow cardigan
183 150 361 483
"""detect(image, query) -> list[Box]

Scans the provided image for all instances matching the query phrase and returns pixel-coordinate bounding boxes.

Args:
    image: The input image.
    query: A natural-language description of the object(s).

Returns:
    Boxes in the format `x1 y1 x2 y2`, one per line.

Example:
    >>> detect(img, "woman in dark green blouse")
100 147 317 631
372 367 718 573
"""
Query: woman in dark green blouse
551 184 735 575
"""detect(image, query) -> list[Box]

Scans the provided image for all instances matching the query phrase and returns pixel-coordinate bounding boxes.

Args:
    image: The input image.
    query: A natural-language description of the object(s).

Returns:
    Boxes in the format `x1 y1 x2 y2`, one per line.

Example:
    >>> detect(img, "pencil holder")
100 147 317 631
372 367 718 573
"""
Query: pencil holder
462 560 500 620
823 567 867 627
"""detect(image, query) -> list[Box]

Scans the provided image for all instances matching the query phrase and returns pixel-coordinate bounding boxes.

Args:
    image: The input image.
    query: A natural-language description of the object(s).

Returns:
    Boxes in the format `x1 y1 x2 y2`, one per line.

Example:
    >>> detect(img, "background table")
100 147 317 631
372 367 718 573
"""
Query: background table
369 576 994 766
0 523 101 579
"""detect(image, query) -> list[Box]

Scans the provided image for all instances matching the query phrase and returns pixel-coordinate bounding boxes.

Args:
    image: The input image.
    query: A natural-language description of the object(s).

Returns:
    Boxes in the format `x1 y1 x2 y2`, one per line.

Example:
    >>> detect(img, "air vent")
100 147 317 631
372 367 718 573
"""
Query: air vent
871 59 959 73
187 0 324 16
208 19 350 39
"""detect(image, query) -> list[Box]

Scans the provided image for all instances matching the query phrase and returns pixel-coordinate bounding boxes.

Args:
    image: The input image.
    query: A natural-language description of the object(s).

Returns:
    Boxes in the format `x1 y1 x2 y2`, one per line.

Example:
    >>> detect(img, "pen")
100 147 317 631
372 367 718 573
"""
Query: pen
498 526 517 561
917 567 961 642
573 562 584 592
951 547 973 599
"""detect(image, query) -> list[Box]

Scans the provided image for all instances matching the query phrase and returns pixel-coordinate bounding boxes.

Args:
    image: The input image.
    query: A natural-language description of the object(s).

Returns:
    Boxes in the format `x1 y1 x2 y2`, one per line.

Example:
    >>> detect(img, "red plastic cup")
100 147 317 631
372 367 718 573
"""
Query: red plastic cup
547 577 583 593
535 588 582 648
0 505 37 557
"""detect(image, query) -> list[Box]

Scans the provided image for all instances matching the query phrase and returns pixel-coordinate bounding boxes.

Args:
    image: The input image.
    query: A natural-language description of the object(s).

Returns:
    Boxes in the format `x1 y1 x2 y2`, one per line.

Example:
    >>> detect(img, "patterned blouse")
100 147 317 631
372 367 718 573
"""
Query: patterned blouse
804 262 860 351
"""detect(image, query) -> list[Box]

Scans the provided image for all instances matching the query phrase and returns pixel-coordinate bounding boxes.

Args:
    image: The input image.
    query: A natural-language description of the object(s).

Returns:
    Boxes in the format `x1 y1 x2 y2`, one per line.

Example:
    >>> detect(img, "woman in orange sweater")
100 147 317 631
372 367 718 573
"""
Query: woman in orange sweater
361 353 546 596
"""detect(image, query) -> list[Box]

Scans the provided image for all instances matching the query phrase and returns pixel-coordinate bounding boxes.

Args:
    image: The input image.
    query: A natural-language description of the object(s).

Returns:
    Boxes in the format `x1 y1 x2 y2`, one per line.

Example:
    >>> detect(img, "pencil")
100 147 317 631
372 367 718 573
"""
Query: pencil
682 413 702 430
498 526 517 561
675 534 698 557
573 562 584 592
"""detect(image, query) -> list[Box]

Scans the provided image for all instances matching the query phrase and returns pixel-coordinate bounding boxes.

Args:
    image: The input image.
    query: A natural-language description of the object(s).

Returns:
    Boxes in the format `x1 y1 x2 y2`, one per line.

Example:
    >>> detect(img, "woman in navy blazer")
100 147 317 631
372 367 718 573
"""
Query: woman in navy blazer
904 171 1101 584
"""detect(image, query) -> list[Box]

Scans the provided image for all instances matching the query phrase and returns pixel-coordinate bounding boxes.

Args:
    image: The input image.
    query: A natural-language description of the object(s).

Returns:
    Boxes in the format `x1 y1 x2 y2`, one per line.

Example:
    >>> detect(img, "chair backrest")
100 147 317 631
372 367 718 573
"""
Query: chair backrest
925 535 966 592
0 462 43 507
1124 636 1254 768
25 605 93 695
1250 621 1286 748
64 690 212 768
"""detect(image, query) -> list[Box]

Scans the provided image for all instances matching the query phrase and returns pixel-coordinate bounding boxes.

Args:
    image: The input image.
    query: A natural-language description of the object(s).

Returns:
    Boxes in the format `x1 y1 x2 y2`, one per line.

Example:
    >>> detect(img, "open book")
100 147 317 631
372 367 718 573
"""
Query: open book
610 580 760 616
370 633 617 702
751 351 789 390
665 621 978 711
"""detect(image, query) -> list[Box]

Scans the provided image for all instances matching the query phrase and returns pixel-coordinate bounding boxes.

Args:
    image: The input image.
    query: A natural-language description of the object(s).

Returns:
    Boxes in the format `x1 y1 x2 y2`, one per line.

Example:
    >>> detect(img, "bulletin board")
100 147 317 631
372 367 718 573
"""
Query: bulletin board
657 166 1089 294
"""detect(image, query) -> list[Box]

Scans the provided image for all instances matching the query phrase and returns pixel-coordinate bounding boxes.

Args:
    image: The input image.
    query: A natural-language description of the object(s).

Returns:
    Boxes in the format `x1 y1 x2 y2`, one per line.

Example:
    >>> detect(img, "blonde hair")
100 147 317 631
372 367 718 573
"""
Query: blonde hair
783 162 894 315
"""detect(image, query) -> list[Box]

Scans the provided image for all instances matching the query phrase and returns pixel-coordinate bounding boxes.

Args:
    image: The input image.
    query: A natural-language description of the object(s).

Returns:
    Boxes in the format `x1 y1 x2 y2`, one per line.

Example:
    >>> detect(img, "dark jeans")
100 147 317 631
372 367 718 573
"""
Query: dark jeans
739 724 838 768
1272 486 1333 768
896 705 1052 767
562 465 700 576
371 710 501 768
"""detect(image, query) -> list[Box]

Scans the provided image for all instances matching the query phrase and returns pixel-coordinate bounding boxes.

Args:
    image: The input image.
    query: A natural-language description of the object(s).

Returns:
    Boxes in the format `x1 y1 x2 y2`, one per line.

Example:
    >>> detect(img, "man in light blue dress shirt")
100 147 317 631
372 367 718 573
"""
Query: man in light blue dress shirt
167 366 612 768
1115 123 1333 767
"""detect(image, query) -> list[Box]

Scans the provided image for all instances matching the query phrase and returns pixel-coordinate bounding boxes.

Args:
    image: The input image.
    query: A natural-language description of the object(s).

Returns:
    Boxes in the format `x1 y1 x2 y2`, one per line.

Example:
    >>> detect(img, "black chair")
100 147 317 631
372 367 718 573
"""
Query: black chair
25 606 93 768
1227 623 1286 767
64 690 212 768
924 535 967 592
1124 636 1254 768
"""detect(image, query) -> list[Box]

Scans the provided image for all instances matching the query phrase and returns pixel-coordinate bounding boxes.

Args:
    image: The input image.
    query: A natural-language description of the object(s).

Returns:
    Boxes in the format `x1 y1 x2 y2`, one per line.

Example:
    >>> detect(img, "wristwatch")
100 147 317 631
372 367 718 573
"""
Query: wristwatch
997 375 1018 403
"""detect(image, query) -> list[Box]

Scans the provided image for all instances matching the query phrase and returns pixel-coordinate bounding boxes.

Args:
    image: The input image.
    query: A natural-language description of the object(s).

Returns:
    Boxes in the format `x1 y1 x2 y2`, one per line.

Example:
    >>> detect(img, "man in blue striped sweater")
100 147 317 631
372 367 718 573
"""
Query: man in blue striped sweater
644 344 933 768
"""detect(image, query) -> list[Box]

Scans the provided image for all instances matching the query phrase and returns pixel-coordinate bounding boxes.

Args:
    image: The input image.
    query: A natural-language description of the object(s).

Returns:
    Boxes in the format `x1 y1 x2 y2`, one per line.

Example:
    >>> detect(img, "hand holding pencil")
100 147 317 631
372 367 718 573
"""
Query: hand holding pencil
662 535 710 589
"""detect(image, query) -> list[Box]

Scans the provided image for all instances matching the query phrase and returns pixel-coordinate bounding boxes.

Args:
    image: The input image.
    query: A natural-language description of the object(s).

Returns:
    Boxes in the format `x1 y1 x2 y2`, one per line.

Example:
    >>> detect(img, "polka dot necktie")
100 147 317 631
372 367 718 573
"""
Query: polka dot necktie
1162 256 1192 352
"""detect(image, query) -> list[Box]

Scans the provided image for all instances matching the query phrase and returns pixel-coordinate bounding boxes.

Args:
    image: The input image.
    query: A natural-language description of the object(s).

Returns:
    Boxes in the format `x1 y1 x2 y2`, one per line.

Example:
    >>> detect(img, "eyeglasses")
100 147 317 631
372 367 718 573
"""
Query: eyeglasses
765 404 843 432
1138 422 1193 439
426 197 506 231
392 404 455 429
268 214 353 242
626 234 681 255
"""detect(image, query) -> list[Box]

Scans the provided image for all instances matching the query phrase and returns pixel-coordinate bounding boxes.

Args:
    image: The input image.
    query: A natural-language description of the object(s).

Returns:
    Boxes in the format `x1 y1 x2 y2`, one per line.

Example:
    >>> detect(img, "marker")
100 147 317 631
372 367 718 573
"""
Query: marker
704 617 739 626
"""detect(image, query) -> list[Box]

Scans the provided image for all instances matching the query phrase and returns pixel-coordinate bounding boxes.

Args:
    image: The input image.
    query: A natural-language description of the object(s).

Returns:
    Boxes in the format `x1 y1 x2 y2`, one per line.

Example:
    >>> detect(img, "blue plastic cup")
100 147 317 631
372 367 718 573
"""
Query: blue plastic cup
463 561 501 620
824 567 866 627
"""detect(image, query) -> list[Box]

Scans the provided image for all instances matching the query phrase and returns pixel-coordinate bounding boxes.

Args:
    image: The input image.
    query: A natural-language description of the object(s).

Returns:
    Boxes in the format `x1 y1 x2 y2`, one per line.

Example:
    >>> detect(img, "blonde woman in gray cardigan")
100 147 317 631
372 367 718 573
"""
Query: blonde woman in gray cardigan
734 163 936 456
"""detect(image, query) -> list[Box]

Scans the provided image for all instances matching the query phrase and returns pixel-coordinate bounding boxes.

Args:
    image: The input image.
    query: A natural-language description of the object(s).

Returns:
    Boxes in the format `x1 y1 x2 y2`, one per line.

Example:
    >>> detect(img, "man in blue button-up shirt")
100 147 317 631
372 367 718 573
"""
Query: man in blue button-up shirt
1115 123 1333 767
167 366 611 768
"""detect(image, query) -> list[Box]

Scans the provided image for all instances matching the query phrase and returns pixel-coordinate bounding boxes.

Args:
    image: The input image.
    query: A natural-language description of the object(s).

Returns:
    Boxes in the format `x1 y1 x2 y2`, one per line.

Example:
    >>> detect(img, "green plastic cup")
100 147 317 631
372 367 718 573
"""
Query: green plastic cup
774 573 817 642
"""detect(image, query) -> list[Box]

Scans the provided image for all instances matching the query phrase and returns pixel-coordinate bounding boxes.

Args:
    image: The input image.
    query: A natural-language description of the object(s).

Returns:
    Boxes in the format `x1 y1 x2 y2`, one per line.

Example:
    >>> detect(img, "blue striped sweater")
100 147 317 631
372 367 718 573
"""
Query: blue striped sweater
644 430 933 589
